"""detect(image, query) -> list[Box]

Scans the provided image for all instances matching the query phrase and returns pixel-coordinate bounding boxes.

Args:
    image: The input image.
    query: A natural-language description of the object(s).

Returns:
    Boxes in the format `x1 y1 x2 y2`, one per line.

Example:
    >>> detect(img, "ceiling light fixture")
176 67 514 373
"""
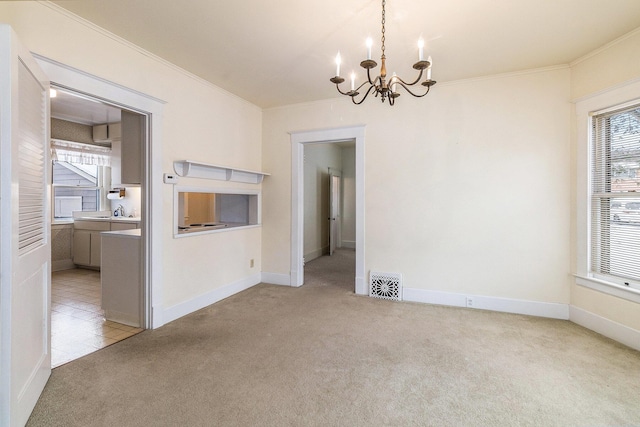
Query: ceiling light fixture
330 0 436 106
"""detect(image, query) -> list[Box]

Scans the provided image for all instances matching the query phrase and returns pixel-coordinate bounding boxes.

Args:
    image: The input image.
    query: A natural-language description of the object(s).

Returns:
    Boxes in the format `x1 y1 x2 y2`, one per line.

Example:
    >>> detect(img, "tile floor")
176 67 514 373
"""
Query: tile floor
51 268 143 368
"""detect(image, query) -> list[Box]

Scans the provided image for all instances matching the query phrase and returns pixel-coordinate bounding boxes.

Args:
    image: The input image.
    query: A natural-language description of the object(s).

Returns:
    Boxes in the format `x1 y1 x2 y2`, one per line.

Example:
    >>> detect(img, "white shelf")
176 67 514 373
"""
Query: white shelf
173 160 269 184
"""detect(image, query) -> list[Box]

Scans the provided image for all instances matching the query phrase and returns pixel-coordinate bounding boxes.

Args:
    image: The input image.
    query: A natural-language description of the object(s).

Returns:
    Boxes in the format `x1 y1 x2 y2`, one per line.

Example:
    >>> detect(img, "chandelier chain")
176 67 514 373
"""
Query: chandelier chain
381 0 386 56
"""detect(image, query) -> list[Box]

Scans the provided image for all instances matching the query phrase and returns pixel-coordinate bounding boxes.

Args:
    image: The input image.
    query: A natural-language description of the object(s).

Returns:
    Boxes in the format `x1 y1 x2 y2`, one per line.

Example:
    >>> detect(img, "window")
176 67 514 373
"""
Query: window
52 162 106 219
590 103 640 288
51 139 111 219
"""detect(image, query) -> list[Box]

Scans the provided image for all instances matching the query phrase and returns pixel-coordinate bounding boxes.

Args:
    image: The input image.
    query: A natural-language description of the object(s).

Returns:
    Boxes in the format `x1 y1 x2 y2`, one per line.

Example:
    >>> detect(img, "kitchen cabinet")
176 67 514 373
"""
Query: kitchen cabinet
73 220 109 267
110 222 137 231
120 110 143 185
73 219 139 268
101 229 142 327
110 111 143 186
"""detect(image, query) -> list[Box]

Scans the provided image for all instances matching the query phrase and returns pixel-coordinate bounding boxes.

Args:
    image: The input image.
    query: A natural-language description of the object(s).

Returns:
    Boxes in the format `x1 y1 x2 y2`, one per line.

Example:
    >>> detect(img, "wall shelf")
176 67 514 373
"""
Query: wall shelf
173 160 269 184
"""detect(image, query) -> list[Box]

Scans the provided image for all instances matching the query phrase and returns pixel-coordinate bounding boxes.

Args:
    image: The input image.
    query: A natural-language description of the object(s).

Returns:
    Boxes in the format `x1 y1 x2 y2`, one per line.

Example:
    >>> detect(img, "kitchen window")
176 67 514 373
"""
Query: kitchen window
51 139 110 219
590 102 640 290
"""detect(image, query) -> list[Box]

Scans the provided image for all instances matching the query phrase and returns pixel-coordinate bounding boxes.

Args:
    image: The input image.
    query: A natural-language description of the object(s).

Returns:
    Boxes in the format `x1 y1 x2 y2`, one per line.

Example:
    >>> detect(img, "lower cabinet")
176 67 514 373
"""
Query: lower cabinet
72 230 91 266
73 220 138 268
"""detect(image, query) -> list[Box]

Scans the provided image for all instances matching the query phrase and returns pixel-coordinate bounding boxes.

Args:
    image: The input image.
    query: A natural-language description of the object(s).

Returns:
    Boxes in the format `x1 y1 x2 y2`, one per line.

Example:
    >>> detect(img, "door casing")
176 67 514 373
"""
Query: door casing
289 125 366 293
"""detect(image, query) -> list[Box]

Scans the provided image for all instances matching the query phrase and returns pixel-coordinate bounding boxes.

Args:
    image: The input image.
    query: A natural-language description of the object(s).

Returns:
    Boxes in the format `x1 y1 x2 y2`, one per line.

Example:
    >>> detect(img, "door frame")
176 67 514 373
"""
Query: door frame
35 54 166 328
290 125 366 294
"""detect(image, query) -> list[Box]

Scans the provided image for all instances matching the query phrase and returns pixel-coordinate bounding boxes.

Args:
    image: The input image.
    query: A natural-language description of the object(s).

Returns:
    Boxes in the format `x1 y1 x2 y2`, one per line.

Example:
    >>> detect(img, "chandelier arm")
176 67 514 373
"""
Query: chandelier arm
366 67 377 85
334 82 354 96
394 69 424 87
351 85 377 105
395 80 432 98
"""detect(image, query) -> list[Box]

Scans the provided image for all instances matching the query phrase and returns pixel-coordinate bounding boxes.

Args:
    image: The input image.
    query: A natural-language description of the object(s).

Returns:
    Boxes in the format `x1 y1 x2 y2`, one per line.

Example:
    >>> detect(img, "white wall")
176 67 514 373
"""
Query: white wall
0 2 263 320
263 67 572 306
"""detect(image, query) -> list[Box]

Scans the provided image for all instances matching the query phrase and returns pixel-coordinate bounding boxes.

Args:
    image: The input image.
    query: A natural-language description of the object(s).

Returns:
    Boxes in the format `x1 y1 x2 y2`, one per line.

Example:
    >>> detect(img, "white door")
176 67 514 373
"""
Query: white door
0 25 52 426
328 170 341 256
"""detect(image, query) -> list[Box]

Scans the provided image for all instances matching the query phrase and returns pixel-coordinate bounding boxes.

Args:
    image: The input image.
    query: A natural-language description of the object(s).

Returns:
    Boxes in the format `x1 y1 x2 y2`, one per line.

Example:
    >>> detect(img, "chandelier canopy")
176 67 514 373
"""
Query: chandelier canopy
330 0 436 106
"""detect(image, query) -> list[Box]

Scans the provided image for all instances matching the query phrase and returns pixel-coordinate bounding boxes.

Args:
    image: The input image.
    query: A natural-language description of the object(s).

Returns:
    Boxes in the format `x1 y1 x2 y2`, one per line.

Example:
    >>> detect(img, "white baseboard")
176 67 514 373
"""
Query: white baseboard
570 306 640 352
342 240 356 249
355 276 366 295
261 272 291 286
163 273 261 324
52 259 75 272
402 287 570 319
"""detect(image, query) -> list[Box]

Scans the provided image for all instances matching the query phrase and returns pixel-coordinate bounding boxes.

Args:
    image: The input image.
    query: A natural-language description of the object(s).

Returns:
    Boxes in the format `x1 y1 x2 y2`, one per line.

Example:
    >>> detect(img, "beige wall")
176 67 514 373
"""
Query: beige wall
571 29 640 101
263 67 572 304
570 29 640 331
1 2 263 312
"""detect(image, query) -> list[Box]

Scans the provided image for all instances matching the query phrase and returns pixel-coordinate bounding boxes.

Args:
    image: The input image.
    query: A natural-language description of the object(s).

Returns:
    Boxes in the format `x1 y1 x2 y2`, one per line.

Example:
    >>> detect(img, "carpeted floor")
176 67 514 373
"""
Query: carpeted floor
28 249 640 426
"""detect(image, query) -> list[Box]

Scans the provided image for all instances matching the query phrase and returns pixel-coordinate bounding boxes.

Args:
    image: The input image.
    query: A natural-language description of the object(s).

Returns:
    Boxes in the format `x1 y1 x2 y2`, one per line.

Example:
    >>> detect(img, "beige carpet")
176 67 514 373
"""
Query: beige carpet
28 249 640 426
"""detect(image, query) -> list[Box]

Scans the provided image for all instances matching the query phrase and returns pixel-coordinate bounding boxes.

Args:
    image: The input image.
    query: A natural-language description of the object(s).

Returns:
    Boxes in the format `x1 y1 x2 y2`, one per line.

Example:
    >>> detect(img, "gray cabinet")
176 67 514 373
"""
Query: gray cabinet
73 219 139 268
72 230 91 266
101 229 142 327
111 222 137 231
73 220 109 267
120 110 144 185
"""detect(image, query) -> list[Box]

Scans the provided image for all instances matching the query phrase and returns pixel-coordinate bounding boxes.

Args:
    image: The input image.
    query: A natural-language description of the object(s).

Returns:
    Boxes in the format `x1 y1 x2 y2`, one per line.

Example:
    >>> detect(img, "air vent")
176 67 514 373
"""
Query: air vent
369 272 402 301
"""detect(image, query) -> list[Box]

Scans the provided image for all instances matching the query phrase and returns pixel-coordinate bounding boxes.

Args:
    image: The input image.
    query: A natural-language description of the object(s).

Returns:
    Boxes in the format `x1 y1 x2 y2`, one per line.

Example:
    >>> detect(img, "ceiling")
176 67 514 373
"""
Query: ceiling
50 0 640 109
51 88 121 125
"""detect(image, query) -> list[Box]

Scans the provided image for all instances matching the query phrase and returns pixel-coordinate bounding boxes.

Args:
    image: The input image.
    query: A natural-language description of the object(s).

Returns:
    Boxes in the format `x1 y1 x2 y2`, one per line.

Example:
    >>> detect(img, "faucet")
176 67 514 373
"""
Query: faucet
115 204 125 217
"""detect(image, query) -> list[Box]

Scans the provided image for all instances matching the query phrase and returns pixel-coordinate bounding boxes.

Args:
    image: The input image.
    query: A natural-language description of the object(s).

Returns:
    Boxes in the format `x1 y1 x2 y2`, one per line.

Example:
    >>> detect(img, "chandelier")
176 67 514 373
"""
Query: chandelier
330 0 436 106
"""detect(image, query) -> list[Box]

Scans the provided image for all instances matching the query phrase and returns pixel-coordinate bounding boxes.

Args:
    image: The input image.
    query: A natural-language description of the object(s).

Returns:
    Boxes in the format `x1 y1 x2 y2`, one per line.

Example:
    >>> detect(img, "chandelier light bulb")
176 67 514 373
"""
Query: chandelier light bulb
366 37 373 60
335 52 342 77
418 38 425 61
427 55 432 80
351 71 356 91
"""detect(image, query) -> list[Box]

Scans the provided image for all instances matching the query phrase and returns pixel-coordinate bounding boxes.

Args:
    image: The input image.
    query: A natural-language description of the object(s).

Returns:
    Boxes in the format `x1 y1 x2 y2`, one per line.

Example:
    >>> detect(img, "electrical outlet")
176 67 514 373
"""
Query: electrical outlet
465 297 474 308
250 259 254 268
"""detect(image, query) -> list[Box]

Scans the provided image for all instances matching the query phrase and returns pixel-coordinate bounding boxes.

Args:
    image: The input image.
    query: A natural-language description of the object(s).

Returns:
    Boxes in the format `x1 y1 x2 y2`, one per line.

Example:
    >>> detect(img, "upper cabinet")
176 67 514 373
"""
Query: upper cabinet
92 123 121 143
120 110 144 185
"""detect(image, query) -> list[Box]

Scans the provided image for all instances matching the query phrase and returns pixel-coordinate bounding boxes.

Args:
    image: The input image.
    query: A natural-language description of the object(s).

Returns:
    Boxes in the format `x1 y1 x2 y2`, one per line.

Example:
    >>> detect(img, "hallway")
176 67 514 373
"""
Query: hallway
303 248 355 292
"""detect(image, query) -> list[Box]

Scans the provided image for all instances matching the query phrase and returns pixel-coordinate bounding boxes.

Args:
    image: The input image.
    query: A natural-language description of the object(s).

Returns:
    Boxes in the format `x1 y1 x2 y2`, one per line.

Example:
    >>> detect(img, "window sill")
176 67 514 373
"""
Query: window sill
173 224 260 238
52 219 74 226
574 275 640 304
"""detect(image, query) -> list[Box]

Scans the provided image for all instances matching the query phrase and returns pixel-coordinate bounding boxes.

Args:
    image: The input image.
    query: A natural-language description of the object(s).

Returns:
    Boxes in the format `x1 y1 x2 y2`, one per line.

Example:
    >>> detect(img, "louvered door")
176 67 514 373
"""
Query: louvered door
0 25 51 427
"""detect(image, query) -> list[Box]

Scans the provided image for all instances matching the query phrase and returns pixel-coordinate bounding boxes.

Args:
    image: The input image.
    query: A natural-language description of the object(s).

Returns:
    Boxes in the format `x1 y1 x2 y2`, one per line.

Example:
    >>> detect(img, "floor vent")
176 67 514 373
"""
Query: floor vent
369 272 402 301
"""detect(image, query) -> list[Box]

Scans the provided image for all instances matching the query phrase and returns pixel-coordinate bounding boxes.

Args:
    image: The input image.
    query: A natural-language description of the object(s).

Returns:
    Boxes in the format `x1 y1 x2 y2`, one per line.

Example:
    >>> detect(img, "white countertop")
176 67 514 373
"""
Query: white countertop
101 228 141 238
75 216 141 223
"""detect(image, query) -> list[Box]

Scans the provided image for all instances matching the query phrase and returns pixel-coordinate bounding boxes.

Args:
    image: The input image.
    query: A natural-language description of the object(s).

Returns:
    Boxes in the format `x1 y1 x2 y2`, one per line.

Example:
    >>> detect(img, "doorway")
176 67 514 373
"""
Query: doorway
50 88 147 366
290 126 366 294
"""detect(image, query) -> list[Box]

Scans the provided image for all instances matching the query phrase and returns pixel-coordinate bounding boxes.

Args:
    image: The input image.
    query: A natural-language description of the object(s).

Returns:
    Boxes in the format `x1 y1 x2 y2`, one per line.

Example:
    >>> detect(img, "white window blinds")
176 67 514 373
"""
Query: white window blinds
590 103 640 285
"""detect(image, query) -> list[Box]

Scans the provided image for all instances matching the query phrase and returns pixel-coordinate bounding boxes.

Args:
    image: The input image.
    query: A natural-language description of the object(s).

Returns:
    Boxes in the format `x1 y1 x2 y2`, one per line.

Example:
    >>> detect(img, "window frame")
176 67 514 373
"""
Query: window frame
589 103 640 290
51 161 108 221
575 80 640 304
